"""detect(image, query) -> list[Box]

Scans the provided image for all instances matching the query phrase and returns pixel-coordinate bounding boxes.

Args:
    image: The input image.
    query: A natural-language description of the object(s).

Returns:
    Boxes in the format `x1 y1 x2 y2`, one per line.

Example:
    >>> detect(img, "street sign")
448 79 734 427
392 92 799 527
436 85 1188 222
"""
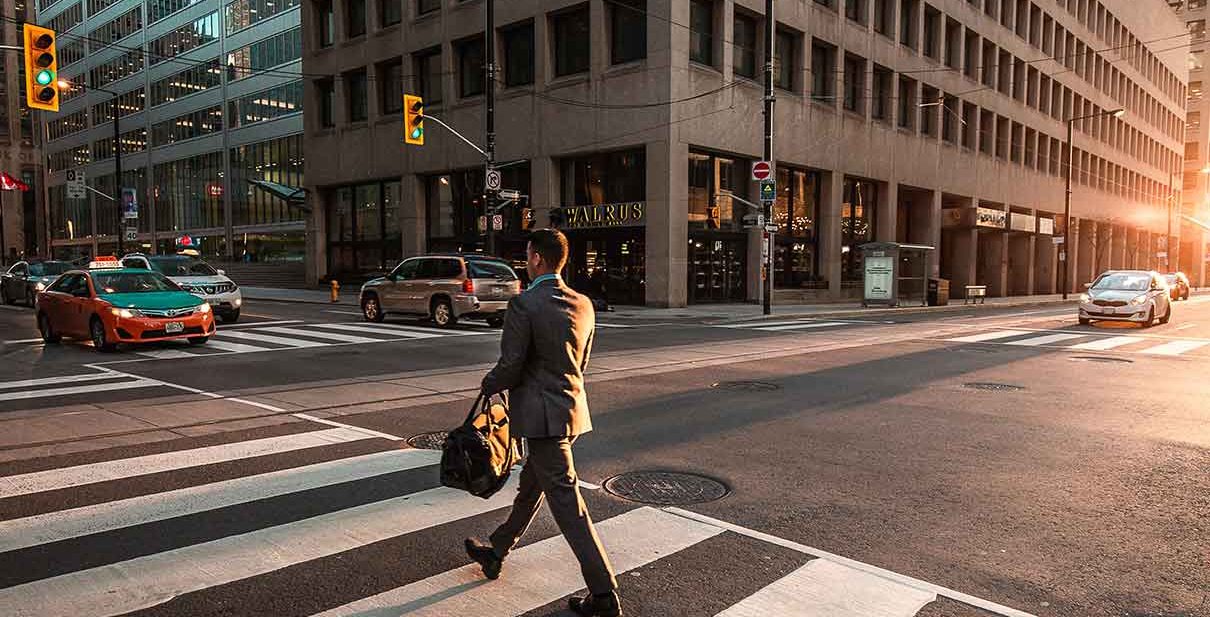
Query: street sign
492 214 503 230
742 213 764 228
751 161 772 181
499 189 520 201
759 179 776 203
485 169 502 192
1052 236 1065 245
124 227 138 242
121 188 138 220
1059 251 1066 262
66 170 86 199
765 224 778 233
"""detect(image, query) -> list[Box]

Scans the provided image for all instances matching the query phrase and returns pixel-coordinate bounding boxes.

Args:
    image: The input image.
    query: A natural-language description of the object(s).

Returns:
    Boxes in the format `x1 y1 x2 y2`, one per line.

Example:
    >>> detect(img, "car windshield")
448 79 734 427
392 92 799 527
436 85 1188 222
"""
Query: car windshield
1165 275 1178 284
1091 273 1151 292
93 272 182 294
147 257 218 276
467 260 518 280
29 261 72 277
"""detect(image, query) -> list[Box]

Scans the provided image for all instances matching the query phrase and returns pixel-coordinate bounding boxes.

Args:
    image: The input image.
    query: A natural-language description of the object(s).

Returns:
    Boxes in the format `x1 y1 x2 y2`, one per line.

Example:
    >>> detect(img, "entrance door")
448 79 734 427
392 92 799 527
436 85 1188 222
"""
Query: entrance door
566 232 646 306
689 236 747 303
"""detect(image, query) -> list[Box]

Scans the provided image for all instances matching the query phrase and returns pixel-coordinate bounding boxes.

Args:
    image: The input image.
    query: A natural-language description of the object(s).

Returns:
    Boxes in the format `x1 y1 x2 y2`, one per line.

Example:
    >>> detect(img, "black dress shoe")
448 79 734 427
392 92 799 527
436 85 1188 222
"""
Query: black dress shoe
463 538 502 580
569 590 622 617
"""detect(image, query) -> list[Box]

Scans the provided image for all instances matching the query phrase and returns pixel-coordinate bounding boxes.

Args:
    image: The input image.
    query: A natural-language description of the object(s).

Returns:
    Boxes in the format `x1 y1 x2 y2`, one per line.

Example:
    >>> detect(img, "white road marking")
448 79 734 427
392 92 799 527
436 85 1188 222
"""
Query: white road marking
2 337 44 344
259 326 386 344
1069 336 1145 351
0 478 522 617
0 304 23 311
310 507 723 617
757 321 849 332
0 378 162 402
201 339 273 354
0 427 372 499
0 449 441 553
714 559 935 617
947 330 1024 343
0 372 125 390
214 319 304 329
217 330 327 348
322 309 363 316
1005 333 1086 346
290 413 403 441
1173 323 1198 331
134 347 209 360
1138 340 1210 356
593 323 634 328
313 322 447 339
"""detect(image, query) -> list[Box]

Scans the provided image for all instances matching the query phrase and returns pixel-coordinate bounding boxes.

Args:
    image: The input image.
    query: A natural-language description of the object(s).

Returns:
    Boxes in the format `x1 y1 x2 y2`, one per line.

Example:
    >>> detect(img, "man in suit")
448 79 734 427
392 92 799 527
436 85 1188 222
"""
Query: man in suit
466 228 621 617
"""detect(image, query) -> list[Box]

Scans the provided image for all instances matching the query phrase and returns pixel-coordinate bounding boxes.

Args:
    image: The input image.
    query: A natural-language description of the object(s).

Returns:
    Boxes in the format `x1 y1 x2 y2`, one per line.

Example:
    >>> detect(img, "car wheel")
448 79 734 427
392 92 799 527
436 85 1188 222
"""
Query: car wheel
24 286 34 307
220 309 240 324
1141 307 1155 328
1078 317 1091 326
362 294 385 323
38 313 60 344
486 315 504 328
188 336 210 345
90 317 117 352
1160 304 1172 325
431 298 457 328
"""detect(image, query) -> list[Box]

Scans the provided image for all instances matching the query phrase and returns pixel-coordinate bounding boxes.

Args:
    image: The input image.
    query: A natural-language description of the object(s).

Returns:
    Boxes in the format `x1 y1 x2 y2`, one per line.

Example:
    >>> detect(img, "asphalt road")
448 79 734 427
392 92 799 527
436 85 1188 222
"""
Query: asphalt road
0 293 1207 617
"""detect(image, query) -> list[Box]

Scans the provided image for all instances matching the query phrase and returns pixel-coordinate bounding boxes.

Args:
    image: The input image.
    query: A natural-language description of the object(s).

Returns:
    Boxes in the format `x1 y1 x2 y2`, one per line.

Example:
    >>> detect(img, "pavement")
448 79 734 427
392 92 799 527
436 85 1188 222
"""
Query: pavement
1 292 1208 616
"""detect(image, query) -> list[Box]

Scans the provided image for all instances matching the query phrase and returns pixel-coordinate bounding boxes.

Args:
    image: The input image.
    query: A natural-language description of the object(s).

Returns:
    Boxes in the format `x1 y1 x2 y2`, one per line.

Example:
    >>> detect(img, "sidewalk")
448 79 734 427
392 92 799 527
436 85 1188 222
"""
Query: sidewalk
242 286 358 306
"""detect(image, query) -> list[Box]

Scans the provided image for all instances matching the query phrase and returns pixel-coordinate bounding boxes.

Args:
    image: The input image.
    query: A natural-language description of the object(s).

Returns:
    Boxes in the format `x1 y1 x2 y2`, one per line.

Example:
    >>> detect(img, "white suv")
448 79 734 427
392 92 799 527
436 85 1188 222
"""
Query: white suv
121 253 243 323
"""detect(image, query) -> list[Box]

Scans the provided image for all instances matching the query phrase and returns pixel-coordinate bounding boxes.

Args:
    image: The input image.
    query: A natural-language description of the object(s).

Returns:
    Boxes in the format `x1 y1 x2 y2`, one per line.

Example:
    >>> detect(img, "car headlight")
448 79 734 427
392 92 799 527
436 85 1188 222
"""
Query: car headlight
110 307 142 319
1079 293 1090 303
1130 294 1148 306
34 282 46 291
197 303 211 314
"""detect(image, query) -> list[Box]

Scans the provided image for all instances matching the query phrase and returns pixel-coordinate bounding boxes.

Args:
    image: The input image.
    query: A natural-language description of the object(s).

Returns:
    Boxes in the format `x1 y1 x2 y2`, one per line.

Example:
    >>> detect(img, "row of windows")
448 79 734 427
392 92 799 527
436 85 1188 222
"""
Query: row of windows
150 105 223 146
228 80 303 128
149 0 206 24
47 3 83 34
93 127 148 160
47 145 92 172
59 40 87 68
149 11 220 65
150 58 222 106
90 49 144 89
90 87 145 124
47 110 89 141
226 27 302 80
225 0 300 35
87 0 119 18
88 6 142 52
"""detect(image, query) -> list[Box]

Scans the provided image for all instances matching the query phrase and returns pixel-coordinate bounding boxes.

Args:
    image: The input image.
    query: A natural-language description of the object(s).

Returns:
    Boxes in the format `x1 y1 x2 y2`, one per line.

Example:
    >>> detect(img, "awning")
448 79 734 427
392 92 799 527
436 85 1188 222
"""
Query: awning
248 180 309 212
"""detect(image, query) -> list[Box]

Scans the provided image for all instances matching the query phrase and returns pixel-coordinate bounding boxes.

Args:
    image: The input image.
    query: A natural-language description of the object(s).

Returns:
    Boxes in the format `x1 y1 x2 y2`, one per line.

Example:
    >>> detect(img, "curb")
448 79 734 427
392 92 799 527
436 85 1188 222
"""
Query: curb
716 298 1078 324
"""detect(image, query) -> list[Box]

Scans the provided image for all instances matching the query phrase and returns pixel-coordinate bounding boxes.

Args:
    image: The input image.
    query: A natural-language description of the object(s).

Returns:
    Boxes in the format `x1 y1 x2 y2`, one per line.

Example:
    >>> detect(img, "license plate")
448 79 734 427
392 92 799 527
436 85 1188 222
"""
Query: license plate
165 322 184 334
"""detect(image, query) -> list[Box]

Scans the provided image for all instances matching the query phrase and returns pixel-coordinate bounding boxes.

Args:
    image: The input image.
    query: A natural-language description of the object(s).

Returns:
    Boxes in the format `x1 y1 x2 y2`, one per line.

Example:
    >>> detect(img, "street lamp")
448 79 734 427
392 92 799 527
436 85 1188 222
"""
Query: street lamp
1062 108 1125 299
58 79 127 254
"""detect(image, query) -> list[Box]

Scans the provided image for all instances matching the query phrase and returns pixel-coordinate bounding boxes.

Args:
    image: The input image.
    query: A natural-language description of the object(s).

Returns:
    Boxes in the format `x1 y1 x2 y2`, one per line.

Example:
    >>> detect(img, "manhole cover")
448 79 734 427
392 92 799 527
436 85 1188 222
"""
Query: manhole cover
406 431 448 450
603 471 729 505
1070 356 1133 364
711 380 781 392
963 382 1025 392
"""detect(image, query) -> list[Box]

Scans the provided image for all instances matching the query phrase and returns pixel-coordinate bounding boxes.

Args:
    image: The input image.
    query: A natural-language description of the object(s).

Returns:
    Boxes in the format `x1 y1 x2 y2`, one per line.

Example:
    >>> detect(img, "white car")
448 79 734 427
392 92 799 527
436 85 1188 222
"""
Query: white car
1079 270 1172 328
121 253 243 323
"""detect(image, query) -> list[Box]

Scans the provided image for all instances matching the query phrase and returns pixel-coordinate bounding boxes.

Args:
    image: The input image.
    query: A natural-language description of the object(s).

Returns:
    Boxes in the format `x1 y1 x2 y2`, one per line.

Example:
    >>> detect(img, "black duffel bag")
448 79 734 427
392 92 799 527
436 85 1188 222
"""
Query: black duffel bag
440 393 520 499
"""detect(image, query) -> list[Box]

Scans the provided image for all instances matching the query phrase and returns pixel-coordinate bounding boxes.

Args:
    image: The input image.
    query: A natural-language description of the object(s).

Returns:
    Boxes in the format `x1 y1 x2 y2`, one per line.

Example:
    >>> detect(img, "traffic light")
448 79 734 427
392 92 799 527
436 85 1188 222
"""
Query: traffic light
23 24 59 112
707 206 721 229
404 94 423 145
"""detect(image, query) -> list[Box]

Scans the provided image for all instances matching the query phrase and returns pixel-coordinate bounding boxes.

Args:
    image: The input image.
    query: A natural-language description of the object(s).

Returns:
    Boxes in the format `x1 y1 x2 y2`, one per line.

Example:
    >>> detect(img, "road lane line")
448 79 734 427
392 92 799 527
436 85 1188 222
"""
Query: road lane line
0 378 162 402
2 337 44 344
322 310 362 316
946 331 1024 343
0 427 371 498
664 507 1038 617
1069 336 1145 351
310 507 723 617
714 559 935 617
217 330 327 347
0 478 521 617
0 373 125 390
1138 340 1210 356
757 321 849 332
259 326 387 344
1173 323 1197 331
1005 333 1086 347
0 449 441 553
215 320 304 329
312 322 449 338
134 348 209 360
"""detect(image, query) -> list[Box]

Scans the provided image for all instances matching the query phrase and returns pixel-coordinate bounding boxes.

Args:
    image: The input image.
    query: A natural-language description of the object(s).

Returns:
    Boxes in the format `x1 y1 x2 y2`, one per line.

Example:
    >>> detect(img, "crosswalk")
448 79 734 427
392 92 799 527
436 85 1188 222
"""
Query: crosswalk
0 425 1032 617
944 329 1210 357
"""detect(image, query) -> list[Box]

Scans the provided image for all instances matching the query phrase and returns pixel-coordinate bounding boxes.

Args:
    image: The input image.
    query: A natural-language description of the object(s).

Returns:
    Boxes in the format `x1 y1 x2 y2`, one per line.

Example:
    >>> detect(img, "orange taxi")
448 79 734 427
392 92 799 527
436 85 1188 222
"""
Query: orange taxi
35 257 215 352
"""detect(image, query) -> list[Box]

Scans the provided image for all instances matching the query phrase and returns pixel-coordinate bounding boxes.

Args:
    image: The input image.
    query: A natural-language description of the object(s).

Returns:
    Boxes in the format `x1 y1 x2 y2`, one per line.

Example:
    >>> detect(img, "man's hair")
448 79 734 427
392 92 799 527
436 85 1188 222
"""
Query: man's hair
528 228 569 271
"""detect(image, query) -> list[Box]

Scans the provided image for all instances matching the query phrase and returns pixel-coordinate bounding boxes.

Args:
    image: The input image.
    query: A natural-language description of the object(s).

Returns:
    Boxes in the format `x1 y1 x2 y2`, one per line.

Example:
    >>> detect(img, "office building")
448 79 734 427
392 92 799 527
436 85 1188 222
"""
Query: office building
1170 0 1209 285
1 0 46 263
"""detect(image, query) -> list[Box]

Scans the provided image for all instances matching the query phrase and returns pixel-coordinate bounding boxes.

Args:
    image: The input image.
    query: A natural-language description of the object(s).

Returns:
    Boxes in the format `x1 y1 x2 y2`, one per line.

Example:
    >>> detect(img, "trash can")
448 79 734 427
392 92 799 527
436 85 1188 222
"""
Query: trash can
928 278 950 306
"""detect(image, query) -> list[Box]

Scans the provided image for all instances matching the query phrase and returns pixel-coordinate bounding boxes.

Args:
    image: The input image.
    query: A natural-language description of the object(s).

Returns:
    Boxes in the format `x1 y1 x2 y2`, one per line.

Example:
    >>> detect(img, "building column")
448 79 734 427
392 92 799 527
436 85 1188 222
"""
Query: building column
1034 231 1057 294
982 230 1008 297
1111 224 1126 269
925 191 942 278
1077 219 1096 288
306 191 327 285
877 181 898 243
646 140 687 308
400 173 426 257
1008 227 1034 296
821 171 845 296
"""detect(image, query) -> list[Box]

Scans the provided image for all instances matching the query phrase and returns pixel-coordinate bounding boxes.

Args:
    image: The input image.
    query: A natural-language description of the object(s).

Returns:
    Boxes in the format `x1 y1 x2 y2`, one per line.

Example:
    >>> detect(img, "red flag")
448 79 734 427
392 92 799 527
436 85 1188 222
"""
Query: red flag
0 172 30 192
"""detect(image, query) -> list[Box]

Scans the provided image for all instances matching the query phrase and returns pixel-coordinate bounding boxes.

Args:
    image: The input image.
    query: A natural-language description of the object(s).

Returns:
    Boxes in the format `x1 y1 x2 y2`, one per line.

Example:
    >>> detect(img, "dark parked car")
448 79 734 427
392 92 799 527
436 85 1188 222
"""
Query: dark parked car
1164 272 1190 301
1 260 73 306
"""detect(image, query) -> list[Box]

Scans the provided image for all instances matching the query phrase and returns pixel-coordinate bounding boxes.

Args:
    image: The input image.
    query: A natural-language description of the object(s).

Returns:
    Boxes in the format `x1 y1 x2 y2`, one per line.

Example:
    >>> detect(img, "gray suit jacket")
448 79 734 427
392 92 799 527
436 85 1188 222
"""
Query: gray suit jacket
481 277 595 438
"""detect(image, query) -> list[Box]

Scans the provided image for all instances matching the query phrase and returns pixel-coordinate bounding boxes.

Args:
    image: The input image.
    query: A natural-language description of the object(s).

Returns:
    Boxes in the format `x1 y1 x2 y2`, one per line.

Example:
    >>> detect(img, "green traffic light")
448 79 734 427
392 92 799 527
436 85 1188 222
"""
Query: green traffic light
35 69 54 86
410 127 422 139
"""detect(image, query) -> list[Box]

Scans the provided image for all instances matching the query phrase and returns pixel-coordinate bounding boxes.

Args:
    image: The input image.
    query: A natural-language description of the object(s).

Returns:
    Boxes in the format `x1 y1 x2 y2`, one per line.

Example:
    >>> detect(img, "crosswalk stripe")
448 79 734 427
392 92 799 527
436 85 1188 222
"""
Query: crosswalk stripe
757 321 849 332
0 372 123 390
1005 333 1086 346
202 339 274 354
721 320 829 329
714 559 935 617
0 378 161 402
594 323 634 329
259 326 388 344
1138 340 1210 356
310 506 724 617
947 330 1024 343
135 347 209 359
218 329 328 347
0 427 371 499
0 477 521 617
0 449 441 553
1069 336 1145 351
312 322 448 338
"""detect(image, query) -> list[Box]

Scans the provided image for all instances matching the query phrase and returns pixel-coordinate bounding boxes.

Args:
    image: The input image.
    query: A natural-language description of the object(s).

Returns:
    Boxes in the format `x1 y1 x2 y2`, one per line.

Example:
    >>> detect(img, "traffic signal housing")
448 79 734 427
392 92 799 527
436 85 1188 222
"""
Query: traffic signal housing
23 24 59 112
404 94 424 145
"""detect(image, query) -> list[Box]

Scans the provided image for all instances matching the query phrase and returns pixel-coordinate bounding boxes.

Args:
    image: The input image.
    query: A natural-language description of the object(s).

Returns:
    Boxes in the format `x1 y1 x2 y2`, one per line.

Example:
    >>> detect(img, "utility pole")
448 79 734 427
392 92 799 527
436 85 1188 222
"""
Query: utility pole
483 0 497 256
1167 171 1174 272
1062 119 1072 299
762 0 774 315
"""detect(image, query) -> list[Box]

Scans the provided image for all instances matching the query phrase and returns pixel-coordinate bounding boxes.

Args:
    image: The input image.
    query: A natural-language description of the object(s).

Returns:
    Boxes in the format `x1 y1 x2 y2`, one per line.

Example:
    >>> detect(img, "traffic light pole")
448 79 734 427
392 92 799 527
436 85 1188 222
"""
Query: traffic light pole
484 0 498 257
113 96 123 255
762 0 775 316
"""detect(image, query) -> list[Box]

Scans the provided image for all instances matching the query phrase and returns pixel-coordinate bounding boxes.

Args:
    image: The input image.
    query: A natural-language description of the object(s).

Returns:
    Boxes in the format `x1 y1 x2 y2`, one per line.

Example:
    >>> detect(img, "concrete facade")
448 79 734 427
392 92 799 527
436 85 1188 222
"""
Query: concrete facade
1172 0 1210 286
304 0 1187 306
1 1 46 264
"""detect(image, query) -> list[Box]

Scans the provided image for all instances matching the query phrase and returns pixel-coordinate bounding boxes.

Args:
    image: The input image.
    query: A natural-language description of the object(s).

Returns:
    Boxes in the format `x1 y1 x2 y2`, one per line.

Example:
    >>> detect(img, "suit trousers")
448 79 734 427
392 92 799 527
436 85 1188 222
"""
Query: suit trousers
489 436 617 595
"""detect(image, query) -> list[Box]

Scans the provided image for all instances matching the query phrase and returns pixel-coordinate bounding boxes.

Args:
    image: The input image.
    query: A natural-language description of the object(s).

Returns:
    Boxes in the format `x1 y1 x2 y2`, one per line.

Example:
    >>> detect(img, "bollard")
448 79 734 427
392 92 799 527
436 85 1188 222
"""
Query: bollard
330 279 340 303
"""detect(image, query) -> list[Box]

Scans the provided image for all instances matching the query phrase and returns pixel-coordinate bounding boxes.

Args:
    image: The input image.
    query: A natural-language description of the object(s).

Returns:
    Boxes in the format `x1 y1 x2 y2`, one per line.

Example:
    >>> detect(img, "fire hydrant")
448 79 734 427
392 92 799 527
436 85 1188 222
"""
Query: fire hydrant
329 279 340 303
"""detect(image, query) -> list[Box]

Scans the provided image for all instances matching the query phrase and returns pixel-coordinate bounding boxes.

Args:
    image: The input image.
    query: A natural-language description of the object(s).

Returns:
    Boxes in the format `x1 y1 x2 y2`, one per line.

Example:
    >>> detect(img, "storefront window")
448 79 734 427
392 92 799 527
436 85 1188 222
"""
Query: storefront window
153 151 224 233
688 151 748 232
328 179 404 276
230 134 306 227
842 177 878 284
774 167 823 289
426 164 531 257
688 150 750 303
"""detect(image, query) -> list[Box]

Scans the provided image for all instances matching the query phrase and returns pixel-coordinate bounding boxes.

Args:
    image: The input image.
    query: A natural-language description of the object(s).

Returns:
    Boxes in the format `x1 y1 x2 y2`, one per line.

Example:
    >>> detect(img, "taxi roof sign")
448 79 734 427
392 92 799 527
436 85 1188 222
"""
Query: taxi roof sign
88 256 122 269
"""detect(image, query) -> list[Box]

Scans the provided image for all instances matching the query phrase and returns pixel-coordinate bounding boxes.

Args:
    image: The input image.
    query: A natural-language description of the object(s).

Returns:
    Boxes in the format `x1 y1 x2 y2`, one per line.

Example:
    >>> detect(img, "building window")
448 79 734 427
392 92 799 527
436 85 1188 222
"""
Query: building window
922 5 940 59
1191 20 1206 44
230 135 306 228
150 58 221 106
427 164 532 253
871 64 891 121
898 75 916 129
611 0 646 64
962 102 977 149
845 0 865 23
90 89 145 124
811 40 835 102
319 0 334 47
319 78 335 127
152 152 225 232
454 35 486 98
87 4 140 51
774 30 798 91
687 151 748 235
900 0 917 49
773 168 822 289
382 0 402 26
347 70 368 122
842 179 877 284
944 18 960 68
552 5 590 77
151 105 223 146
417 0 439 15
502 21 535 87
148 0 205 23
225 0 300 34
733 13 758 79
689 0 714 66
380 60 404 114
150 11 219 63
414 47 443 106
843 55 864 113
920 85 938 136
347 0 366 37
329 180 404 276
226 28 302 80
228 80 304 127
90 49 145 89
942 94 959 143
47 2 83 32
873 0 892 36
